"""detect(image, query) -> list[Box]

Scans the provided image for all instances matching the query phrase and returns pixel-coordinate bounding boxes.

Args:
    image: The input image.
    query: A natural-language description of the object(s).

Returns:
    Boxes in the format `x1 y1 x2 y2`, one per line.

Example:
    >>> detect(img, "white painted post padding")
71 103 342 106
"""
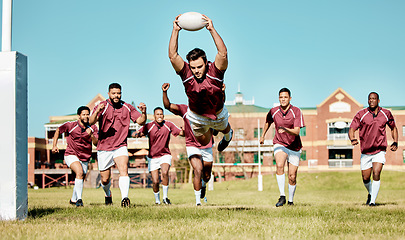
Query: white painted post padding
0 51 28 220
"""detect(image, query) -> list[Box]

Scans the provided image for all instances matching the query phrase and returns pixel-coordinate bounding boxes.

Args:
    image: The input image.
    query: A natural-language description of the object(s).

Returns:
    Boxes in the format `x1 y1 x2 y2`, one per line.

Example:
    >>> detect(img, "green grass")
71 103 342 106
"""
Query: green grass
1 170 405 239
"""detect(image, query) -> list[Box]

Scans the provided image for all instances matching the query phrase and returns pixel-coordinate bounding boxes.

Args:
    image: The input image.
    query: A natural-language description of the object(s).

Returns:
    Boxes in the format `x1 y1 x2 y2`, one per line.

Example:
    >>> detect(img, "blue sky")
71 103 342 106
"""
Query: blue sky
2 0 405 137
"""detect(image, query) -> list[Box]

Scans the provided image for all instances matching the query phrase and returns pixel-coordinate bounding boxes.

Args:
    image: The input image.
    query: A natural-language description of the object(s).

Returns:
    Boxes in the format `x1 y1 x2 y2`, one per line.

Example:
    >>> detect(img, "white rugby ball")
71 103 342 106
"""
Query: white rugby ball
177 12 207 31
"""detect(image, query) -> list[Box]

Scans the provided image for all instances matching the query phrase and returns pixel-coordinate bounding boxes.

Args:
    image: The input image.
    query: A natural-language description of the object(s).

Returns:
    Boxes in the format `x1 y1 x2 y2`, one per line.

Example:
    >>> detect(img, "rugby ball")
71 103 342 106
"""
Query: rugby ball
177 12 207 31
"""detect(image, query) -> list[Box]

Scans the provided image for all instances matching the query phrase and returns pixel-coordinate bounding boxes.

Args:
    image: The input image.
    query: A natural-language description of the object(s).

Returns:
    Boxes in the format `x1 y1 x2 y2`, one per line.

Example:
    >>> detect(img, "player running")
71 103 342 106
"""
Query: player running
260 88 305 207
169 14 233 151
134 107 184 205
89 83 147 207
52 106 98 207
162 83 214 206
349 92 398 206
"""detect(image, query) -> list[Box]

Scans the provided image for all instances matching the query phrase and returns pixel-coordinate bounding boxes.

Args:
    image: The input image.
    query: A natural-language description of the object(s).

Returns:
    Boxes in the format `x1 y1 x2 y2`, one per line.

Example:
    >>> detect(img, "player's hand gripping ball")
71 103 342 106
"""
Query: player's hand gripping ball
177 12 207 31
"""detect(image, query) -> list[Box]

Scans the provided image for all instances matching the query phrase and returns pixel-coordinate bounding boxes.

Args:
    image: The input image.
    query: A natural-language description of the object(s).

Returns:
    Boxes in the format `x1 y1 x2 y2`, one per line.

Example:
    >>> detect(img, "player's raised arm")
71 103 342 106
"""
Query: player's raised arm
136 102 147 125
203 15 228 71
162 83 181 115
51 128 60 153
89 103 105 125
169 15 185 72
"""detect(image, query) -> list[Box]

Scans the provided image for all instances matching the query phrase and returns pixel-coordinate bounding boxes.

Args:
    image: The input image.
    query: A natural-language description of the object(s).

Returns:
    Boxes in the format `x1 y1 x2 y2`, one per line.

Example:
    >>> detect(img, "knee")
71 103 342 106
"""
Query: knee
76 172 84 179
101 178 110 185
288 173 296 181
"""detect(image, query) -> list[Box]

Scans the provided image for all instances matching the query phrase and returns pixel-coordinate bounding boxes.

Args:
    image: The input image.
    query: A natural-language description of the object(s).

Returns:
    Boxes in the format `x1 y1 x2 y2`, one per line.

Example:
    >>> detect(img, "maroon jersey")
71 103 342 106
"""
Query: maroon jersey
93 99 141 151
350 107 396 155
139 120 182 158
266 105 305 151
58 121 98 161
176 104 213 149
177 61 225 120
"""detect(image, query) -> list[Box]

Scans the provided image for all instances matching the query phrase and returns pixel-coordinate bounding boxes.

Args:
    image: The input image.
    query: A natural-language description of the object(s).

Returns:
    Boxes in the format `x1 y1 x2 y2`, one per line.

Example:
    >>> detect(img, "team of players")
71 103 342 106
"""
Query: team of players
52 16 398 208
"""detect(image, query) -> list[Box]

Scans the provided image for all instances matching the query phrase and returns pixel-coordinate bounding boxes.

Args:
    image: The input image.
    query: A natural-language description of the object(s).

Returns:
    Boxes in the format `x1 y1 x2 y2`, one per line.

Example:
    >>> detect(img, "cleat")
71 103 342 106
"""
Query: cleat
203 197 207 203
105 195 113 205
212 129 219 136
200 186 206 199
366 194 371 205
196 203 202 206
69 199 76 205
287 201 294 206
369 203 376 207
276 196 286 207
75 199 83 207
155 202 161 205
217 132 233 152
163 198 171 205
121 197 131 207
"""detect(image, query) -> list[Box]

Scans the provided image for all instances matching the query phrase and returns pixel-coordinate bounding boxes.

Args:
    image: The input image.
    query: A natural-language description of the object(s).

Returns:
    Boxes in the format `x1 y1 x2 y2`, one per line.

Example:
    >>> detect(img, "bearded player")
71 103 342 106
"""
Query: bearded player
169 14 233 152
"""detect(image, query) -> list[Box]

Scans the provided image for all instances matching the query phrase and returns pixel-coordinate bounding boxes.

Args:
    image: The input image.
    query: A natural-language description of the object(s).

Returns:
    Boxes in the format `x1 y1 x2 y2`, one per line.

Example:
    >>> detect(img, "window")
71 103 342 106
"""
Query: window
328 149 353 159
234 153 241 163
403 126 405 137
235 128 245 139
328 122 350 140
218 153 225 163
403 150 405 164
300 127 306 137
300 150 307 161
35 151 41 160
254 153 262 163
254 128 263 138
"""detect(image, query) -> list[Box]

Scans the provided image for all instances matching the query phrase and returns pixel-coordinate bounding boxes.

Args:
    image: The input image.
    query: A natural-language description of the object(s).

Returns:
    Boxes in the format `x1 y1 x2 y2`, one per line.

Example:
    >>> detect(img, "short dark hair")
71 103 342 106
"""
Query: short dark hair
368 92 379 100
109 83 121 91
186 48 207 63
279 88 291 97
77 106 90 115
154 107 164 114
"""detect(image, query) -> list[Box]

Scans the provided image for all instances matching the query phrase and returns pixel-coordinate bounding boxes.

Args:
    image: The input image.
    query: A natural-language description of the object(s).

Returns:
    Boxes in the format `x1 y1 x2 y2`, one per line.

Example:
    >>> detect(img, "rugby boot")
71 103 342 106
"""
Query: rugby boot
75 199 84 207
163 198 171 205
105 195 113 205
121 197 131 207
276 196 286 207
218 131 233 152
366 194 371 205
287 201 294 206
69 199 76 205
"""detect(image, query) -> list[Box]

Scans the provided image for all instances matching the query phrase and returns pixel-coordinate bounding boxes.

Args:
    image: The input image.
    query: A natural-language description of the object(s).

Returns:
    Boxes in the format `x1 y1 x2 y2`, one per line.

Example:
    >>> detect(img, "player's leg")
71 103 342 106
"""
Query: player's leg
195 128 213 146
274 146 288 207
161 163 171 204
201 148 214 200
97 150 116 205
150 169 161 204
370 161 384 206
70 161 85 207
360 153 373 205
287 162 298 205
64 155 80 204
189 155 203 205
114 154 131 207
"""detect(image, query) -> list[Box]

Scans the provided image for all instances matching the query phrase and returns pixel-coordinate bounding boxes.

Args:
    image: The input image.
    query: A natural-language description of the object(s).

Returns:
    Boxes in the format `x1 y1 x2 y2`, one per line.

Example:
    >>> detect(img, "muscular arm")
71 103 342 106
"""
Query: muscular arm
86 128 98 146
260 122 271 144
169 15 185 72
162 83 181 115
51 128 60 153
390 126 399 151
348 127 359 145
136 103 147 125
278 126 300 136
203 15 228 71
89 103 105 125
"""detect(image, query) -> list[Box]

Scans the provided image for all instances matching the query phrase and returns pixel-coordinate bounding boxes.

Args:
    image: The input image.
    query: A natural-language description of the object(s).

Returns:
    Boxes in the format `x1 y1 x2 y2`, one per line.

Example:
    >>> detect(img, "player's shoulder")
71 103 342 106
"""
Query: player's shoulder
355 108 368 116
61 120 77 127
380 107 392 115
269 106 279 113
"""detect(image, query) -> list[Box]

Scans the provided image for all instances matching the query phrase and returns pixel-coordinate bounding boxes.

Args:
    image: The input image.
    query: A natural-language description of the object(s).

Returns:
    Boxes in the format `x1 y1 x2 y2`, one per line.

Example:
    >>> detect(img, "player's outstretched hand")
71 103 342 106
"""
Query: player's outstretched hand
162 83 170 92
138 102 146 114
52 146 59 154
202 14 214 31
390 142 398 151
259 136 265 145
173 14 182 31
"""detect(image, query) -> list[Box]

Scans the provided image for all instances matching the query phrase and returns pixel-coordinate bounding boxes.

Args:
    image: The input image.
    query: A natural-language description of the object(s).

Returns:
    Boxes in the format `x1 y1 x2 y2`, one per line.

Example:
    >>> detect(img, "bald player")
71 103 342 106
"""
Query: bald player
90 83 147 207
52 106 98 207
349 92 398 206
134 107 184 205
169 14 233 152
162 83 214 206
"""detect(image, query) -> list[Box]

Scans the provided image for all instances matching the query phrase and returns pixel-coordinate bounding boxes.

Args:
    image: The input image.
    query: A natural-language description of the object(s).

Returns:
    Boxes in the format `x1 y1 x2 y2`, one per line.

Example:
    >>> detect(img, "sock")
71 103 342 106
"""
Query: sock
224 129 233 141
363 180 371 194
71 186 77 202
202 179 206 188
195 190 201 205
162 185 169 199
288 184 296 202
370 180 380 204
74 178 84 200
119 176 130 200
276 174 285 196
101 181 111 197
154 191 160 204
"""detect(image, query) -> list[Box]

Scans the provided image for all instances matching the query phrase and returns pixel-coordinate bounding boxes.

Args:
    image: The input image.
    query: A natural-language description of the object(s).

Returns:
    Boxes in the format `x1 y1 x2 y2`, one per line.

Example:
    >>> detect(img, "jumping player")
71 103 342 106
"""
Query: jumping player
162 83 214 206
169 14 233 151
89 83 147 207
349 92 398 206
52 106 98 207
134 107 184 205
260 88 305 207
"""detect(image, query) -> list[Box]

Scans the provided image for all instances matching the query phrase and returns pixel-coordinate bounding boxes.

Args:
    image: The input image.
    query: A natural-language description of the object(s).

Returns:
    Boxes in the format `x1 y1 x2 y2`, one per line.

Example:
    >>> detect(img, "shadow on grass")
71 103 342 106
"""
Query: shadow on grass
88 203 150 208
218 207 254 211
28 207 63 219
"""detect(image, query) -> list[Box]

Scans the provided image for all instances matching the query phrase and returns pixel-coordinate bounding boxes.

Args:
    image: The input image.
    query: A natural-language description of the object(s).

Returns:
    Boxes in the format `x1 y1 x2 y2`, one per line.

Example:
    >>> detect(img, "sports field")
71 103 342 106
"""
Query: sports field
1 170 404 239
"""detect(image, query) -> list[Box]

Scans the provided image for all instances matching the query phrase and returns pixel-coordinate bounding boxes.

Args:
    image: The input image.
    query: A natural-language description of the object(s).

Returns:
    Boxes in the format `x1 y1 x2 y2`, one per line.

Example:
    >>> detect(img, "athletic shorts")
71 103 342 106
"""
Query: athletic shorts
64 155 89 174
148 154 172 172
186 107 229 137
97 146 129 171
186 146 214 162
361 151 386 170
273 144 301 167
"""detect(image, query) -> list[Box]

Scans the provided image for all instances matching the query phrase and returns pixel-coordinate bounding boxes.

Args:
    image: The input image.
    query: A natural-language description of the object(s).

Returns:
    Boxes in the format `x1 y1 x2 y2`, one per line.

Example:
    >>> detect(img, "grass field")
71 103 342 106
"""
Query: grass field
1 170 405 239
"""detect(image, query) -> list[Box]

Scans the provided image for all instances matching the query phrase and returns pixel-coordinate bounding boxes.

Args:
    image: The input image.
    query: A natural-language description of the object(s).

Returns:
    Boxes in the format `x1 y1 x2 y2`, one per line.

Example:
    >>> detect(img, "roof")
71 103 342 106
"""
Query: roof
226 104 269 113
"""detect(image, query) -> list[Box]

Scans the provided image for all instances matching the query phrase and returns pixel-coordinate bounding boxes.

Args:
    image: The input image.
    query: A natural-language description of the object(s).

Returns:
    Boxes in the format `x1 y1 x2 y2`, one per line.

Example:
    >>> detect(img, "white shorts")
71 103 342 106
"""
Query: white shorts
148 154 172 172
64 155 89 174
274 144 301 167
186 107 229 137
361 151 386 170
186 146 214 162
97 146 129 171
